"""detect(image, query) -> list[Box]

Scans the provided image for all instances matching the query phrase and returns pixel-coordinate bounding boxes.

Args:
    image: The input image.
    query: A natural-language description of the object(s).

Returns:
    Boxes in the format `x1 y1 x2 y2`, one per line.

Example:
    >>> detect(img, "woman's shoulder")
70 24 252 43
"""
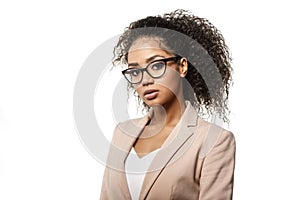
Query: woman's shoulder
115 116 148 130
110 116 149 141
196 118 235 158
197 117 233 137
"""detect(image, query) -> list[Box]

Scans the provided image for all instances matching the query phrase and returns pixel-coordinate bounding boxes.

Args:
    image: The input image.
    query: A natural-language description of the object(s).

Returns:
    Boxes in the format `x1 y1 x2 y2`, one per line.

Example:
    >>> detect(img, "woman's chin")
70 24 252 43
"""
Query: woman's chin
143 99 162 107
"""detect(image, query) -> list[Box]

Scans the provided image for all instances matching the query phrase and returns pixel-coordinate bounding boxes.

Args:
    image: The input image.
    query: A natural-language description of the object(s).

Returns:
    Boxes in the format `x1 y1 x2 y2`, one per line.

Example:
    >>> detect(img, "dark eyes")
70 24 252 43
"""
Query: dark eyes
127 61 165 77
151 62 164 70
124 68 141 77
130 69 141 77
122 56 181 84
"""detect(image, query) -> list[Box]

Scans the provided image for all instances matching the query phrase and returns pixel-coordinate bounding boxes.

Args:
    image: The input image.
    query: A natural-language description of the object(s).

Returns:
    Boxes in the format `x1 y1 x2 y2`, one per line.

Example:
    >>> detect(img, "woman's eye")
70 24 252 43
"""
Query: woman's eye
151 62 164 70
130 69 140 77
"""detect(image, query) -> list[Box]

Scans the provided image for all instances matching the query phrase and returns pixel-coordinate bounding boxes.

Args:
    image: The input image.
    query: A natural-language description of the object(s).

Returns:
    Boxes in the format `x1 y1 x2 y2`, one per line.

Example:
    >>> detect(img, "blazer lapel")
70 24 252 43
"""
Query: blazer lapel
107 113 151 198
139 102 199 199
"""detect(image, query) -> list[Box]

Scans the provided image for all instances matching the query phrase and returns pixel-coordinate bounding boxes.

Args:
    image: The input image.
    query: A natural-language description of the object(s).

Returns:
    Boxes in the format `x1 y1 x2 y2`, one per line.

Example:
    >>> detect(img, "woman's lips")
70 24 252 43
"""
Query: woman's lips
144 89 159 100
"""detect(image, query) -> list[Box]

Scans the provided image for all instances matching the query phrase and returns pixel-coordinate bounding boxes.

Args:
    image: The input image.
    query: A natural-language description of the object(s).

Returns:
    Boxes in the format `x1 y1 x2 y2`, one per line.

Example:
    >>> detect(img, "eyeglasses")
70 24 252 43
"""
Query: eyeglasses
122 56 181 84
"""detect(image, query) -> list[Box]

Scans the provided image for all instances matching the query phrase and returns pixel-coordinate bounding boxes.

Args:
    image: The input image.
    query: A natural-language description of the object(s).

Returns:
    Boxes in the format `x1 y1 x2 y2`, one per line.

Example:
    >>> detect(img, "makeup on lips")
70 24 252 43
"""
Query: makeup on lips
143 89 159 100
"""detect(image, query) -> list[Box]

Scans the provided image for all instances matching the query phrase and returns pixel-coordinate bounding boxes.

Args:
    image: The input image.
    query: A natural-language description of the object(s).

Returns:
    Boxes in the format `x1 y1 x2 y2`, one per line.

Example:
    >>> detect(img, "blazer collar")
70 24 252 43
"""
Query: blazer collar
115 101 199 199
139 101 199 199
105 112 151 198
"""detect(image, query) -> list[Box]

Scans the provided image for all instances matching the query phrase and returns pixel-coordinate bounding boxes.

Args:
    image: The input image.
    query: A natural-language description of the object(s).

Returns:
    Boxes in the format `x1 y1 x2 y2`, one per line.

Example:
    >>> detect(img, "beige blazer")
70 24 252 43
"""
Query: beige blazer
100 102 236 200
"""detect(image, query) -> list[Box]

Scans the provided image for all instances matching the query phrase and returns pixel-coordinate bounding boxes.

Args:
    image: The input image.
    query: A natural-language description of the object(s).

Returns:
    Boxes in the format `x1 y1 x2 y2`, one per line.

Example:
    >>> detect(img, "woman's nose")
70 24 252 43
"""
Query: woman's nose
141 71 154 86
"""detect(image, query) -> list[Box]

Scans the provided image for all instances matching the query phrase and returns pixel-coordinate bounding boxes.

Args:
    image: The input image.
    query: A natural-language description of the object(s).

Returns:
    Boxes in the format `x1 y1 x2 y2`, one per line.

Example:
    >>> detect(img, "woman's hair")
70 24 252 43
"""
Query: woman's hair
113 9 233 123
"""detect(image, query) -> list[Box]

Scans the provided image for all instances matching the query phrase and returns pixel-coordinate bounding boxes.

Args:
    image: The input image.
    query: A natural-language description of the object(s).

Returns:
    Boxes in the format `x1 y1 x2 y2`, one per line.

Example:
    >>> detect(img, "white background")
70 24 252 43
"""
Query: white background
1 0 300 199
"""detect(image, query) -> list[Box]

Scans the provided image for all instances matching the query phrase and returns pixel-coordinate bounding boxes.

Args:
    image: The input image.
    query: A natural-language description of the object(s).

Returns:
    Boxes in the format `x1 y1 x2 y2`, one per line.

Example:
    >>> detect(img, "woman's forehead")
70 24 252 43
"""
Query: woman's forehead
127 38 171 60
127 48 170 64
130 38 159 49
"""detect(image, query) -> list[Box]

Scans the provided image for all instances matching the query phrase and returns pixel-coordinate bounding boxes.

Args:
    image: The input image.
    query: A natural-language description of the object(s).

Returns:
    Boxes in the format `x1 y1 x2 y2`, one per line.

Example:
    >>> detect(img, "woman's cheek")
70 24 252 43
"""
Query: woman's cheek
136 88 144 100
156 69 181 95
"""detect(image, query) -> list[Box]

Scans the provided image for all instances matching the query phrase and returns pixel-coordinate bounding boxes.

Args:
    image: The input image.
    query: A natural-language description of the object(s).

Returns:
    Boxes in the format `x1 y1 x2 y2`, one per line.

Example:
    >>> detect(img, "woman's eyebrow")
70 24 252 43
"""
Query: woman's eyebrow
145 55 165 63
128 55 165 67
128 63 139 67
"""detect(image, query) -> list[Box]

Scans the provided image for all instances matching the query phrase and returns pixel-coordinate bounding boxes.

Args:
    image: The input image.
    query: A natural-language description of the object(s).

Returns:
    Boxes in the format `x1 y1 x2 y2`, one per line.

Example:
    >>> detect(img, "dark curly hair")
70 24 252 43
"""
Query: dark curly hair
113 9 233 123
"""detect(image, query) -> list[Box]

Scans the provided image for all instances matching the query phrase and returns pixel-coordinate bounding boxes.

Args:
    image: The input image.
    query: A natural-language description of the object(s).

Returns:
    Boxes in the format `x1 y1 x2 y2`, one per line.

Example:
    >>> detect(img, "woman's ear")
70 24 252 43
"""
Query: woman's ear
179 57 188 77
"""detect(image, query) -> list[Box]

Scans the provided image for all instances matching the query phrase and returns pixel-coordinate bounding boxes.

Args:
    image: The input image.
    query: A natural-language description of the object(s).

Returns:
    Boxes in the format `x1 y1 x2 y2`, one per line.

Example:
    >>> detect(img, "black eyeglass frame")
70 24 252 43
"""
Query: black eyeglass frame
121 56 182 84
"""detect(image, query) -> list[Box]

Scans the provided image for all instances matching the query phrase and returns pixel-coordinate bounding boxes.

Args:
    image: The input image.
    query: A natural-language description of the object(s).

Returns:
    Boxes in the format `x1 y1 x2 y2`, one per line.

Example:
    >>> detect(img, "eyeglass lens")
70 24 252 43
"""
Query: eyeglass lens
124 60 166 84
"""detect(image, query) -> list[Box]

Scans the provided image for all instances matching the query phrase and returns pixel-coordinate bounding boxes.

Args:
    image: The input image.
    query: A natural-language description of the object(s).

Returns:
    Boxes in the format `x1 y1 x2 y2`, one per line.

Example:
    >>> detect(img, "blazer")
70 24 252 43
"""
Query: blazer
100 101 236 200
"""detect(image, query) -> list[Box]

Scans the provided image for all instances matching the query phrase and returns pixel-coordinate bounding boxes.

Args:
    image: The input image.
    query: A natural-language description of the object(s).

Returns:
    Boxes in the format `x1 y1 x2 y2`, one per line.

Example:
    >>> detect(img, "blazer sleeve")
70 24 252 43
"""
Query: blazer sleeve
199 130 236 200
100 168 109 200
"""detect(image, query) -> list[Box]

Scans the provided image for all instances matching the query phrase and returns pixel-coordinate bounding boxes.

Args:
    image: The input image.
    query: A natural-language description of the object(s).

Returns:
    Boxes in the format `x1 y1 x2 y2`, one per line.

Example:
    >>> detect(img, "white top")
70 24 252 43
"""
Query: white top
125 148 160 200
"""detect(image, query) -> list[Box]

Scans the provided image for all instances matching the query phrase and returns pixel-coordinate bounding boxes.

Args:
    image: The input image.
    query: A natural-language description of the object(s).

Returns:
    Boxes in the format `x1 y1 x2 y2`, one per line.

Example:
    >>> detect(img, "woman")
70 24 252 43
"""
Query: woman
101 9 235 200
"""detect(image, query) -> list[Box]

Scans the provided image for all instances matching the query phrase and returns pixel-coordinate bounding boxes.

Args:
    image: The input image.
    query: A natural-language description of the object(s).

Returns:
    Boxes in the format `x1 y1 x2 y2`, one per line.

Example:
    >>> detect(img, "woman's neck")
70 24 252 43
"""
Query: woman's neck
149 98 186 128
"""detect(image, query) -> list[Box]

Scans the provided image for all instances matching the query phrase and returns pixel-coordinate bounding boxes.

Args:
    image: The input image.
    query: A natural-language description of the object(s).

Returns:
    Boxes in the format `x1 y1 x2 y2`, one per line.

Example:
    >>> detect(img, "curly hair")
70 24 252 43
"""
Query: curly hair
113 9 233 123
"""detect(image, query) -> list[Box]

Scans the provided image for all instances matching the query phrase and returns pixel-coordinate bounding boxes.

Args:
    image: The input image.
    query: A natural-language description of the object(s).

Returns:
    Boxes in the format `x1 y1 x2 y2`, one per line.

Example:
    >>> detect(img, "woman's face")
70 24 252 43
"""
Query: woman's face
127 38 187 108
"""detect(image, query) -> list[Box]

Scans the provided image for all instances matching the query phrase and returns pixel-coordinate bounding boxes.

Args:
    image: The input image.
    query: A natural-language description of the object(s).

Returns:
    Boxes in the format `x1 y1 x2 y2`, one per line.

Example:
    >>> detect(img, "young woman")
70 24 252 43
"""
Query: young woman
100 9 236 200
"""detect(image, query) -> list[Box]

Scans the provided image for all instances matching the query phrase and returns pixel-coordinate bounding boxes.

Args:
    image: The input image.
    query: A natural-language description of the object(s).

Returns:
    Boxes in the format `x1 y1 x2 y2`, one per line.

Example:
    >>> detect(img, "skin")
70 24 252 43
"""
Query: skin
127 38 188 157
